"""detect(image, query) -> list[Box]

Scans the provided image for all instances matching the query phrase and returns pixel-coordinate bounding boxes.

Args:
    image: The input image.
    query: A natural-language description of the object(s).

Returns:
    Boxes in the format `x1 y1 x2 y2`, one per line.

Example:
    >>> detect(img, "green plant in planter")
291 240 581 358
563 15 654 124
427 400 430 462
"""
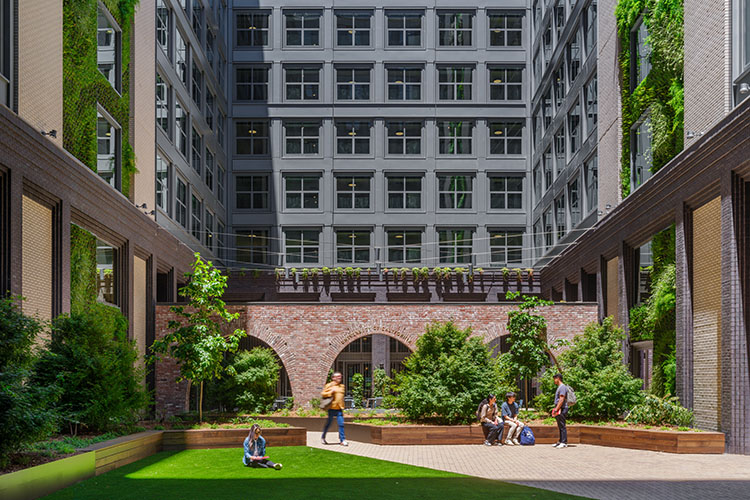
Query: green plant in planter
252 270 261 279
411 268 419 280
502 267 510 281
526 268 534 280
476 267 483 275
310 268 319 278
301 268 309 280
290 268 297 279
336 267 344 278
354 267 362 278
420 267 429 280
274 268 284 280
514 268 523 281
322 267 330 276
626 394 693 427
399 267 408 279
345 266 354 278
350 372 365 408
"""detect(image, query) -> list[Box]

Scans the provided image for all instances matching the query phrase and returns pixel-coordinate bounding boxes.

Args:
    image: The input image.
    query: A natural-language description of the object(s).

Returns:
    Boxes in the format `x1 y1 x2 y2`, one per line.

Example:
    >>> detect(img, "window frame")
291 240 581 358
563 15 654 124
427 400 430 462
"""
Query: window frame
335 11 373 48
585 74 598 136
386 66 423 101
204 209 214 250
335 175 372 210
284 10 322 48
488 10 524 48
284 175 321 210
235 174 270 210
488 66 523 101
489 176 524 211
437 228 473 264
191 126 202 174
235 65 269 102
156 73 171 138
387 229 423 264
385 121 423 156
96 3 122 93
335 66 372 101
489 230 524 266
386 10 423 48
437 121 474 156
283 121 321 156
235 120 270 156
437 11 474 47
284 65 321 101
488 121 524 157
585 152 598 214
235 10 270 48
438 65 474 101
386 175 423 210
336 229 372 264
191 192 203 241
96 105 122 192
335 121 372 156
175 28 189 89
175 175 188 229
236 229 271 266
156 0 171 58
437 174 474 210
156 151 171 216
630 112 653 191
630 16 651 90
285 229 321 264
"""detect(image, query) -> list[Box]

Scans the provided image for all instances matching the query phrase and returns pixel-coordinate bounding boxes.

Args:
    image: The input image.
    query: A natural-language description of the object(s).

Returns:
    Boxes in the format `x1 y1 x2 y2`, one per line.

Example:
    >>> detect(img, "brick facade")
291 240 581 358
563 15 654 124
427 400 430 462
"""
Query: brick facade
154 303 599 417
21 195 53 322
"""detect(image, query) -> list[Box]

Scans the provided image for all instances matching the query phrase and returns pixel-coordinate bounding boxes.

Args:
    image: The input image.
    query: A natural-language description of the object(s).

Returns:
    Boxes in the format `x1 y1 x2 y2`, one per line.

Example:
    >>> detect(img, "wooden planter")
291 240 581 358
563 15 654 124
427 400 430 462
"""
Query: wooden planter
162 427 306 450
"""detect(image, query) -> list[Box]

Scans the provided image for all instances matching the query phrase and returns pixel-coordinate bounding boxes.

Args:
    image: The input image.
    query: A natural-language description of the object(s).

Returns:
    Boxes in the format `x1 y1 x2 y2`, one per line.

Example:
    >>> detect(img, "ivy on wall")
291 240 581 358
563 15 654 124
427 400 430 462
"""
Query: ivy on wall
70 224 98 314
62 0 139 198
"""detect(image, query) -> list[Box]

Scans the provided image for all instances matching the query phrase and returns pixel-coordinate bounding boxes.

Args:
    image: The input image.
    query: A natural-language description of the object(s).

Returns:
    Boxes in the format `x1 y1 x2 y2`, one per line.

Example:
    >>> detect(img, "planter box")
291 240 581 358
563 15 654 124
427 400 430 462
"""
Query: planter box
0 452 95 500
162 427 306 450
87 431 163 476
578 425 725 454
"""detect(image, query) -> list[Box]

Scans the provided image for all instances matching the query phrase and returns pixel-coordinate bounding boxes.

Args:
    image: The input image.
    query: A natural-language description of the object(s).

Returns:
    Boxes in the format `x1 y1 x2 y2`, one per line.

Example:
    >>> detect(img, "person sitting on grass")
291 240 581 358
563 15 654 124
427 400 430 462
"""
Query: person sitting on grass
480 394 504 446
501 392 524 446
243 424 282 470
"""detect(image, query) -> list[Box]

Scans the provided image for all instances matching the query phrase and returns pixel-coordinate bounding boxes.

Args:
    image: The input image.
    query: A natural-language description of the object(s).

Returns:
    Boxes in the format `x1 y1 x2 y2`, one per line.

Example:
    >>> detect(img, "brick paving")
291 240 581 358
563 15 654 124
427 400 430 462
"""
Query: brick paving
306 432 750 500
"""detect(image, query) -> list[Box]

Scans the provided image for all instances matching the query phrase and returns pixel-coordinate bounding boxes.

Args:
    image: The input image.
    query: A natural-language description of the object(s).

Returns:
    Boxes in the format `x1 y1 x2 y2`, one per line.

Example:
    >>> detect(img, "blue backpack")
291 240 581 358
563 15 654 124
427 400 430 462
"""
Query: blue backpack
519 426 535 446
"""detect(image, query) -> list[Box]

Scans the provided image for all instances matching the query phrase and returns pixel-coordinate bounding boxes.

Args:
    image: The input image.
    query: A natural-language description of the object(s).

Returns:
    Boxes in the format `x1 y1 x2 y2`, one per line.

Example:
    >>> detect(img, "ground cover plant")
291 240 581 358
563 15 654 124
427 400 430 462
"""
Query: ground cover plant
43 447 589 500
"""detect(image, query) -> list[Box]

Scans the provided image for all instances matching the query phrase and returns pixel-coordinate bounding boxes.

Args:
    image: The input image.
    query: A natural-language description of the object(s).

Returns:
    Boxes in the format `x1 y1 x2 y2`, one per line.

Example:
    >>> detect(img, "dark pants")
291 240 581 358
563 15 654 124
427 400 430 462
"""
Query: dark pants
482 421 503 443
322 409 345 442
248 458 277 468
556 407 569 444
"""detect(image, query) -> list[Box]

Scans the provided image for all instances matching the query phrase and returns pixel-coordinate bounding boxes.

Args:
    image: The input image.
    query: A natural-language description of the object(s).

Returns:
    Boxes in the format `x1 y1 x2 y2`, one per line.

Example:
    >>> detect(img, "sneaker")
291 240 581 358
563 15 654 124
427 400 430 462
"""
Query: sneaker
552 442 560 447
513 439 521 446
321 437 328 445
504 440 514 446
556 443 568 448
340 440 349 446
274 463 283 470
484 440 493 446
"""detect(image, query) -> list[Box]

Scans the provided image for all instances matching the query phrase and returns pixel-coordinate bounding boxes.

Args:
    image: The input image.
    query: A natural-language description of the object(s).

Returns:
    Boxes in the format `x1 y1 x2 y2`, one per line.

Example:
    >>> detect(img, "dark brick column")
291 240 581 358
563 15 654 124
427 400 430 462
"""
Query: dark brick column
619 242 639 363
52 199 71 316
597 256 607 323
675 203 694 409
8 168 22 297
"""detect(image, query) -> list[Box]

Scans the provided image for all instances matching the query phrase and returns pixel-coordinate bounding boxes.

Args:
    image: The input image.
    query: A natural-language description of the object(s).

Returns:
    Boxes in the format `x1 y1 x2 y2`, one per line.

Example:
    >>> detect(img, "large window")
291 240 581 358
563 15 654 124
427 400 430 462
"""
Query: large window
569 100 581 154
489 121 523 155
438 175 473 210
490 231 523 265
156 0 170 55
554 65 566 109
387 11 422 46
438 229 472 264
569 178 581 227
533 162 542 202
236 175 269 210
567 29 581 84
236 120 270 155
175 177 187 228
237 229 270 265
543 208 553 249
156 153 170 214
175 30 188 87
438 121 473 155
387 67 422 100
544 149 554 190
585 74 598 134
205 148 214 190
554 0 565 42
285 11 321 47
555 194 566 240
489 177 523 210
217 165 225 206
336 67 371 100
156 74 170 135
336 12 371 46
175 100 187 157
204 210 214 249
554 127 565 172
489 67 523 101
631 115 652 190
192 62 202 106
585 154 598 213
438 12 473 46
733 0 750 104
534 219 543 258
336 230 371 263
217 221 226 261
336 176 371 209
236 66 269 101
0 0 11 108
97 5 121 92
285 230 320 264
336 121 371 155
386 122 422 155
191 193 202 240
438 66 473 100
285 176 320 209
284 122 320 155
632 17 651 89
191 127 202 174
387 176 422 209
488 11 523 47
192 2 202 41
236 11 269 47
205 91 214 130
585 2 597 57
285 66 320 100
96 110 120 189
387 230 422 263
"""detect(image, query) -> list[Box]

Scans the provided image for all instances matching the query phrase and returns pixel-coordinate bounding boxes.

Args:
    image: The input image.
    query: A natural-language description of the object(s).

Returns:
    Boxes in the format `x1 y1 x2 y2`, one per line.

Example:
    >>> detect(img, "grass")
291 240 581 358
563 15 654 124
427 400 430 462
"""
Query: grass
43 447 589 500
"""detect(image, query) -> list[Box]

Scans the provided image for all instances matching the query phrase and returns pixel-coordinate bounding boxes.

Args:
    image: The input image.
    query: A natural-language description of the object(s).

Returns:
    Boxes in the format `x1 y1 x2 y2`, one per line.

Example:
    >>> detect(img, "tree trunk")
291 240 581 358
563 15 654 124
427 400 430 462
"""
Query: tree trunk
199 381 204 422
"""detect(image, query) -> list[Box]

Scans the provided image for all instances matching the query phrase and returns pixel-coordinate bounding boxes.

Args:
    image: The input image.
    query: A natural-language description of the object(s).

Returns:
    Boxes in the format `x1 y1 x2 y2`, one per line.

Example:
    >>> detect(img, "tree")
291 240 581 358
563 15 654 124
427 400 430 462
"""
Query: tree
151 254 246 421
226 347 280 413
350 372 365 408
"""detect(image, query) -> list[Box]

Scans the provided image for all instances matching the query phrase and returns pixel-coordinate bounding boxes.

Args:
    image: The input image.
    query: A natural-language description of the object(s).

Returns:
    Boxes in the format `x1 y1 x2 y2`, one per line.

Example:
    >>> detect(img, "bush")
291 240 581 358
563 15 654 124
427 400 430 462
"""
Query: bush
534 318 643 420
33 303 148 433
390 321 501 424
626 394 693 427
225 347 280 413
0 298 60 466
350 372 365 408
372 368 391 398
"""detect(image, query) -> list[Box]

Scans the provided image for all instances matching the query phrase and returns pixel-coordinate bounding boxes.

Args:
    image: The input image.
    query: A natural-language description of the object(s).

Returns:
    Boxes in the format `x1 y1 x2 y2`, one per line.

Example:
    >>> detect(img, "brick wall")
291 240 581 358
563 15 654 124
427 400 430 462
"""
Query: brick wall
132 0 156 212
606 257 619 324
133 256 148 377
21 196 52 322
692 197 722 431
154 303 599 416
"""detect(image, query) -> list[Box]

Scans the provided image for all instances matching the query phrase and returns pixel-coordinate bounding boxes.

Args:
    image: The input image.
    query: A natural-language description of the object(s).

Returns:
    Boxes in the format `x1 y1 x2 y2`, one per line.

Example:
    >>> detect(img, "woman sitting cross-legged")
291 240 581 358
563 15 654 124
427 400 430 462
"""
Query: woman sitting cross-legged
243 424 282 470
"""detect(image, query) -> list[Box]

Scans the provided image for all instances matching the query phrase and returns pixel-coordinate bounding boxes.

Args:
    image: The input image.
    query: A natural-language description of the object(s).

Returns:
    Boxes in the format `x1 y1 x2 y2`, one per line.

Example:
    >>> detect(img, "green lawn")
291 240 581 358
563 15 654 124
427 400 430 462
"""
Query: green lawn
44 447 588 500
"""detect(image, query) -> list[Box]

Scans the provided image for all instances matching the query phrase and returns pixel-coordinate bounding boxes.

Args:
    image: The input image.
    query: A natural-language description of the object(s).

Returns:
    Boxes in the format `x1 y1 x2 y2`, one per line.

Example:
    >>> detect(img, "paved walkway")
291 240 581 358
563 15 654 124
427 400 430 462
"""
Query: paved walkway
307 432 750 500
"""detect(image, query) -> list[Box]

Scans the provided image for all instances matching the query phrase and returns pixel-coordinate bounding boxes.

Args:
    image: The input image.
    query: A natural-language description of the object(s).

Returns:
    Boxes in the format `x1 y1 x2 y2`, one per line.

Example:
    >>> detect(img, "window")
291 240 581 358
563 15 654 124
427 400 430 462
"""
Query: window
96 110 120 189
205 91 214 130
336 67 371 100
284 122 320 155
236 175 269 209
192 2 203 42
156 153 170 214
218 111 225 146
336 121 371 155
490 231 523 265
631 115 652 190
205 148 214 190
567 29 581 84
438 229 472 264
387 176 422 209
217 165 225 206
632 18 651 88
533 162 542 202
569 99 581 154
336 176 371 209
438 175 473 210
569 178 581 227
285 11 320 47
236 66 268 101
554 65 566 109
285 176 320 209
438 12 473 47
489 177 523 210
544 149 554 190
175 100 187 156
543 23 553 62
192 61 202 106
543 208 553 249
438 121 473 155
534 219 543 258
387 231 422 263
734 0 750 105
555 194 566 240
175 30 188 87
97 5 121 92
191 194 202 240
237 229 269 265
156 74 170 135
438 66 473 100
488 11 523 47
191 127 202 174
336 12 371 46
586 75 598 134
175 177 188 228
386 122 421 155
336 230 371 264
543 88 553 128
217 221 226 260
156 0 170 55
554 0 566 42
387 12 422 46
0 0 11 108
285 230 320 264
204 210 214 249
585 154 598 212
236 11 269 47
585 2 597 57
206 28 215 69
534 50 542 85
235 120 270 155
387 67 422 100
489 67 523 101
285 66 320 100
489 121 523 155
533 110 541 147
95 239 117 305
554 127 565 172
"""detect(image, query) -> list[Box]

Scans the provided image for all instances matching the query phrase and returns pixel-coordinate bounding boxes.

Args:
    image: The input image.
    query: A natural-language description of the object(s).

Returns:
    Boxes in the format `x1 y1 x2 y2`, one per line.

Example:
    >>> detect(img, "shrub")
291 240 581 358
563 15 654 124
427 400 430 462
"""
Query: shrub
534 318 642 420
351 372 365 408
33 303 148 433
226 347 281 413
309 397 321 409
0 298 60 467
372 368 391 398
626 394 693 427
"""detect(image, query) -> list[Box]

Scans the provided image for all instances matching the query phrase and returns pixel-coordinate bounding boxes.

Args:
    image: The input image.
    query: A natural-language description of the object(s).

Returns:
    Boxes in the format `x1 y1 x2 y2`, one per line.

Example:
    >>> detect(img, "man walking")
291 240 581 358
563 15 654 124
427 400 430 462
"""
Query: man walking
480 394 503 446
552 373 568 448
321 372 348 446
501 392 524 445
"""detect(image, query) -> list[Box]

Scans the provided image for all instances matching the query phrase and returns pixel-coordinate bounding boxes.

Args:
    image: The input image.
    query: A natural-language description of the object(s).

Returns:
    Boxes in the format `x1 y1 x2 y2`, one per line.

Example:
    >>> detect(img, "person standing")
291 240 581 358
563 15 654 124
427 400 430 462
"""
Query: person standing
321 372 348 446
243 424 282 469
501 392 524 445
552 373 568 448
480 394 503 446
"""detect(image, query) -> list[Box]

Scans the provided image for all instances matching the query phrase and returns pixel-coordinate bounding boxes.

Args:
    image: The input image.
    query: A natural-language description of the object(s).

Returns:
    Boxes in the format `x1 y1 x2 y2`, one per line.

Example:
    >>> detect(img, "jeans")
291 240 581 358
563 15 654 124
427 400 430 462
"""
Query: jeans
505 420 524 441
482 421 503 443
556 407 569 444
248 458 277 468
322 409 346 442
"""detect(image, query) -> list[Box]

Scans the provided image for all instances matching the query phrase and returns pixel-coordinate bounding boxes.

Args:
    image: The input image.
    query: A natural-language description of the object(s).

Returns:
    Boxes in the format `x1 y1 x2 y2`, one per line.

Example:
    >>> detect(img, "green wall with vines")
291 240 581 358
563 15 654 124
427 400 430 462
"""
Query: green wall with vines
70 224 99 314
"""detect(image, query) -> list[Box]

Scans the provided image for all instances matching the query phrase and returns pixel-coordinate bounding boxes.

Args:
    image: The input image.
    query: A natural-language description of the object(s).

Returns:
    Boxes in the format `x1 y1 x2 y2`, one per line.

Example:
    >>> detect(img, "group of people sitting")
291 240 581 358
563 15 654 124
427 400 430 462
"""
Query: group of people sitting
479 391 525 446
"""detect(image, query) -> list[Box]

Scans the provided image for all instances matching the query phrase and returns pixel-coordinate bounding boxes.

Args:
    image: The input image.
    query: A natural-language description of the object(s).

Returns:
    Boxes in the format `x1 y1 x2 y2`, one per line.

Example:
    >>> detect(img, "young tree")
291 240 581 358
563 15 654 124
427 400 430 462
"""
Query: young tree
226 347 280 413
151 254 246 421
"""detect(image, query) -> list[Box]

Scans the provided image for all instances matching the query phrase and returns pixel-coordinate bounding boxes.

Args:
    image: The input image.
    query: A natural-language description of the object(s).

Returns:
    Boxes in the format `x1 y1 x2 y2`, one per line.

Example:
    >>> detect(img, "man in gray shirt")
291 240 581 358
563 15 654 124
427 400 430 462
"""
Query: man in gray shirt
552 373 568 448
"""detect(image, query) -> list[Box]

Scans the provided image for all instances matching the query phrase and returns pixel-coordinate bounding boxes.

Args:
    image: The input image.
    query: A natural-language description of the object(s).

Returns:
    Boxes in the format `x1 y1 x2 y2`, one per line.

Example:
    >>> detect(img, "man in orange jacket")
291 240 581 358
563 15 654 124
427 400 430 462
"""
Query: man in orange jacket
321 372 348 446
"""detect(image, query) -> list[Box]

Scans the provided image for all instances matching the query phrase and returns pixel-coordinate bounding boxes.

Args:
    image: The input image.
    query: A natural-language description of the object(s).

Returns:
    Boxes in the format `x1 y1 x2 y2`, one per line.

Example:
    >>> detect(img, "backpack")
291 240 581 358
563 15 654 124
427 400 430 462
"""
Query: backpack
566 385 577 406
519 426 535 445
475 398 488 422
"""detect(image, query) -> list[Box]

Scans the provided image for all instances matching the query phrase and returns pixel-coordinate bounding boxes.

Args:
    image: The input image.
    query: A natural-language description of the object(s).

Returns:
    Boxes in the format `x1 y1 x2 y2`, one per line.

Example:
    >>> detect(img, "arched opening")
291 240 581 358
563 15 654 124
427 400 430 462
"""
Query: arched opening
238 336 293 399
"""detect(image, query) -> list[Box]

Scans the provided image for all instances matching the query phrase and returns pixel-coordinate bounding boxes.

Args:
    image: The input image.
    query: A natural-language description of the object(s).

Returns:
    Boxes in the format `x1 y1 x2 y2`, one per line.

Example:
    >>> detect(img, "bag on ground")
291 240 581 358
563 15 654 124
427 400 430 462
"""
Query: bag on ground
519 426 535 445
566 385 577 406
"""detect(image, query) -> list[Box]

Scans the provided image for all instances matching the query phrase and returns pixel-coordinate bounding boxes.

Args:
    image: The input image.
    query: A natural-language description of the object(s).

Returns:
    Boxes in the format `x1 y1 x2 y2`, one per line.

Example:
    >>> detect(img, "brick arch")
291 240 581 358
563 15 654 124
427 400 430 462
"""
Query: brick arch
243 318 301 401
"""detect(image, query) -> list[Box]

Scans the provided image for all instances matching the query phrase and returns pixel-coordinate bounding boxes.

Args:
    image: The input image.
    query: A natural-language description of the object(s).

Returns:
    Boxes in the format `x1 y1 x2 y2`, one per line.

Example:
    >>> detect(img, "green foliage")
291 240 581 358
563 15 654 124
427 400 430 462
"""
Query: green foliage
69 225 98 313
28 432 120 457
33 302 148 433
648 263 676 397
626 393 693 427
535 318 643 419
504 292 556 382
628 303 652 342
372 368 391 398
0 298 61 467
351 372 365 408
390 321 500 424
150 254 247 421
223 348 281 413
